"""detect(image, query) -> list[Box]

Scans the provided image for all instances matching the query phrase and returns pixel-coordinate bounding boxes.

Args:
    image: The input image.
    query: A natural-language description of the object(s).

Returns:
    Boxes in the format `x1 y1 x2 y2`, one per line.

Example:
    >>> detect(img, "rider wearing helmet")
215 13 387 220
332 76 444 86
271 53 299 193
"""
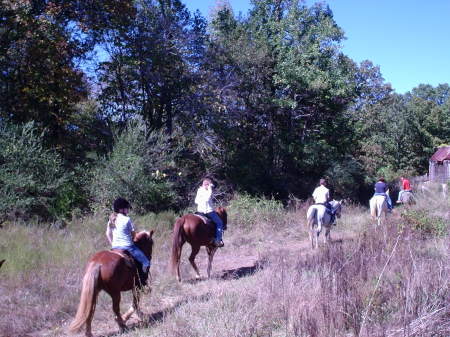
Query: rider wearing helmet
106 197 151 286
195 177 224 247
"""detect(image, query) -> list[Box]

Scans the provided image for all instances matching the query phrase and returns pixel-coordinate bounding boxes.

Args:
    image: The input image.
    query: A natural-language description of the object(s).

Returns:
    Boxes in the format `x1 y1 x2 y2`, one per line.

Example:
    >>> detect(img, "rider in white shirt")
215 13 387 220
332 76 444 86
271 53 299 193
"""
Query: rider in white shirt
195 178 224 247
312 178 336 224
312 180 330 204
106 198 151 286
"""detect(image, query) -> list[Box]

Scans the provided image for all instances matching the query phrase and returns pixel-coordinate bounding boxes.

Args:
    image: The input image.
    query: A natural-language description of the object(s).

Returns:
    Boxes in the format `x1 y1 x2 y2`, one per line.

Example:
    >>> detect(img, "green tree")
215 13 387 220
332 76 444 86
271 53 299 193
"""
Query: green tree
0 122 69 220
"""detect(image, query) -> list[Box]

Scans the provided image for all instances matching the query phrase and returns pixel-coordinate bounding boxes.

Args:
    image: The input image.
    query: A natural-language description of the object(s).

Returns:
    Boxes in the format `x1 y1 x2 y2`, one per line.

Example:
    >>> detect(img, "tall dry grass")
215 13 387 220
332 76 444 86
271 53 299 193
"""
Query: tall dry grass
0 193 448 337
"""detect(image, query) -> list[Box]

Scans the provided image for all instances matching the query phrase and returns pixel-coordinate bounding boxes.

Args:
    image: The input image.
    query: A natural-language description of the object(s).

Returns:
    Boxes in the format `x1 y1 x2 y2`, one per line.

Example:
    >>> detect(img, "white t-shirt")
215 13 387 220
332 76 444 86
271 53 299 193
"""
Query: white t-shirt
110 213 135 248
195 186 214 213
312 185 330 204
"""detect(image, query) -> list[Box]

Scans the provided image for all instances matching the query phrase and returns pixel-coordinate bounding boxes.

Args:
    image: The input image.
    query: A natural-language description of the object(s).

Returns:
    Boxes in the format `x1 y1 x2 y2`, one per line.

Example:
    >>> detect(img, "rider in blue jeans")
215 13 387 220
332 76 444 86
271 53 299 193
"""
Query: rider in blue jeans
195 177 224 247
106 198 151 285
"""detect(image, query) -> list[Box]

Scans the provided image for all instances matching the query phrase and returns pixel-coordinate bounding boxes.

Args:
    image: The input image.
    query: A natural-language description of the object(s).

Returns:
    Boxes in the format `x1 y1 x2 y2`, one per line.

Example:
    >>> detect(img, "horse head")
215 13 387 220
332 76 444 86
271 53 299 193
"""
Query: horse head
134 230 154 260
330 200 342 218
215 207 227 226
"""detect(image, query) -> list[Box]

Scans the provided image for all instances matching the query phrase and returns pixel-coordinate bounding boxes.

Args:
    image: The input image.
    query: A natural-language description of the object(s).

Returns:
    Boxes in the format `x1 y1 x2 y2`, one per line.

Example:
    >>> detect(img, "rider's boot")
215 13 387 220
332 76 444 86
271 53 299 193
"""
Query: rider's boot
213 239 224 247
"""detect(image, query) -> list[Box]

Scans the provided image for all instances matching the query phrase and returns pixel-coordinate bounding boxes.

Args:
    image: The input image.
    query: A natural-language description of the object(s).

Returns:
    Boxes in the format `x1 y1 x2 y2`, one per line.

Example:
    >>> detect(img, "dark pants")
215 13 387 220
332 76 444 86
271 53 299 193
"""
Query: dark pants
206 211 223 241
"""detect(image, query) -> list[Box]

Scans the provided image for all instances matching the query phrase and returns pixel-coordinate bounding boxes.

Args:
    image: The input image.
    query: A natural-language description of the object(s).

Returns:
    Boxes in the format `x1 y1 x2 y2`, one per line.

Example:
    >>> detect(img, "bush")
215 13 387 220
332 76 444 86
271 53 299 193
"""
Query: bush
400 209 448 237
228 193 284 229
89 119 178 214
0 122 69 220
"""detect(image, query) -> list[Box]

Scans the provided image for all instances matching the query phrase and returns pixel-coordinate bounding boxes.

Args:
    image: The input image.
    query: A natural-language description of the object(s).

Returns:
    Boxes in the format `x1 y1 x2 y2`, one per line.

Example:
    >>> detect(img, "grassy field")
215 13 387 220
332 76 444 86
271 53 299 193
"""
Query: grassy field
0 193 448 337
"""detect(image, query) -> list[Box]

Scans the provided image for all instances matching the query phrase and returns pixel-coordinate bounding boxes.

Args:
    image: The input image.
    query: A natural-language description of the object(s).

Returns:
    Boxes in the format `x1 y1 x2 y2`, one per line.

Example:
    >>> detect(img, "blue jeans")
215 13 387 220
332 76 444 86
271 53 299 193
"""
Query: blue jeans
112 244 150 270
206 211 223 242
374 193 393 209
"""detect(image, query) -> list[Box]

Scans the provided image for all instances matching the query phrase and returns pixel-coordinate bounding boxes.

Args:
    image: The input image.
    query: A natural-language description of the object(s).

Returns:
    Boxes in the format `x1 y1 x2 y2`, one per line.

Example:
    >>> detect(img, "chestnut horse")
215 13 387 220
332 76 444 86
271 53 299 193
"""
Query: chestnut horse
69 230 154 337
171 207 227 282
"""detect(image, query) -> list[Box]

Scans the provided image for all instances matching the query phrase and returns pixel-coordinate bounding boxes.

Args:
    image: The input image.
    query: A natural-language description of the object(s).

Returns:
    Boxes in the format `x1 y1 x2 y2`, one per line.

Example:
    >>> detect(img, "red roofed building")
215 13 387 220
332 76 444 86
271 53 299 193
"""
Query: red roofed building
429 146 450 182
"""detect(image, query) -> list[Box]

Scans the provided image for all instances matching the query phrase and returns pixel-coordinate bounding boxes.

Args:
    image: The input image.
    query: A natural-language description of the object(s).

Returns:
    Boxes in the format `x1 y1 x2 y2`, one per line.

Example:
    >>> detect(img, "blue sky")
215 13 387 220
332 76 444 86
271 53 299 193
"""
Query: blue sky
184 0 450 94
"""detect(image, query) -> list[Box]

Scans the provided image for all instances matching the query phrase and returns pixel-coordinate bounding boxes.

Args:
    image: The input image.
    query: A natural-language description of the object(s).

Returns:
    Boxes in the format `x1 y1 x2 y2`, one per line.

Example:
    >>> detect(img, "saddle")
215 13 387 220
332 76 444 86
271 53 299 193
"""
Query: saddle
110 249 148 286
194 212 227 231
193 212 210 224
110 249 137 269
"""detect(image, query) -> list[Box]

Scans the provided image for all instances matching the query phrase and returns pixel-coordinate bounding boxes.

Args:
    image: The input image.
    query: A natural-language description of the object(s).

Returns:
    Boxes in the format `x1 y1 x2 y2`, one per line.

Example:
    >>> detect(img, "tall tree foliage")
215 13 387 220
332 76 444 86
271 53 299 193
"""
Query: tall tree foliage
98 0 206 133
0 1 87 151
201 0 358 198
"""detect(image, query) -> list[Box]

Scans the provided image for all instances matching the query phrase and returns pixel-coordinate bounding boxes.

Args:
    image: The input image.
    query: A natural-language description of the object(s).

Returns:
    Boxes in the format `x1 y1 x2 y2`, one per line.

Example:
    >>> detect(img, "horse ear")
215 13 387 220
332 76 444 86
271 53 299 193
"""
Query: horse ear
149 229 154 237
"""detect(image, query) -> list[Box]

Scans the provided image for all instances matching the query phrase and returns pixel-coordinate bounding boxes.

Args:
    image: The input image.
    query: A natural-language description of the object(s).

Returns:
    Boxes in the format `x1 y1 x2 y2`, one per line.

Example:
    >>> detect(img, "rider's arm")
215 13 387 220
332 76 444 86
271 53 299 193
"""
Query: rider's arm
106 223 113 245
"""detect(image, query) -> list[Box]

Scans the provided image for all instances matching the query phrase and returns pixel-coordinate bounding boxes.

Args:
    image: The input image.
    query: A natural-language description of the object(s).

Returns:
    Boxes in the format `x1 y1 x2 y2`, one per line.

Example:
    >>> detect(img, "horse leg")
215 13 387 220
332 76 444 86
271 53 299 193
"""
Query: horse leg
206 246 218 279
189 245 201 279
175 240 185 282
111 292 127 333
123 287 144 322
324 225 331 243
316 222 322 248
309 227 314 249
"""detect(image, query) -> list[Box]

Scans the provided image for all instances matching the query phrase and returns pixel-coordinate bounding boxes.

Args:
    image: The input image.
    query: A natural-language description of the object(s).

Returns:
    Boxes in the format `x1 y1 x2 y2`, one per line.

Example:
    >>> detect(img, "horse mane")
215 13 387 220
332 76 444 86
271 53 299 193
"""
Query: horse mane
215 207 227 225
134 230 154 257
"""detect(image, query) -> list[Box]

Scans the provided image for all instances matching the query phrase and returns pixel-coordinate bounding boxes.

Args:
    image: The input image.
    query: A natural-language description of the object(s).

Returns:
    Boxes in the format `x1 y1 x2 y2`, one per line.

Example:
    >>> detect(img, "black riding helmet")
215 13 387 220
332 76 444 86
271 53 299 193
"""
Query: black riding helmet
113 197 131 213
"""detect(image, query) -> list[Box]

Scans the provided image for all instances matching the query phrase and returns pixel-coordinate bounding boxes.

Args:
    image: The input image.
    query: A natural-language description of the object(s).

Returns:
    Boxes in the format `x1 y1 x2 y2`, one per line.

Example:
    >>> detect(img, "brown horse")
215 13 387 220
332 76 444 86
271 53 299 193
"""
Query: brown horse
171 207 227 282
69 230 154 337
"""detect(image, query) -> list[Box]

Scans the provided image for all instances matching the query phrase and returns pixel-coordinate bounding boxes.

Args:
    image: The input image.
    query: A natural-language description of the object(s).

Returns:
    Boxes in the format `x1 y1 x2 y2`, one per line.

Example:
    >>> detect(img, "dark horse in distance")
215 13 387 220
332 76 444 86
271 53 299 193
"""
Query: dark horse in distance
171 207 227 282
69 230 154 337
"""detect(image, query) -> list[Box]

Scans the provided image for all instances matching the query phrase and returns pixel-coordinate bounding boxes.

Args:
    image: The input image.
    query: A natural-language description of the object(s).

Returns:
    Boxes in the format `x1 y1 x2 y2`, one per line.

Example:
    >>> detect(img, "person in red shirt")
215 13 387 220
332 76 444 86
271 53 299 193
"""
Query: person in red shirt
397 176 412 203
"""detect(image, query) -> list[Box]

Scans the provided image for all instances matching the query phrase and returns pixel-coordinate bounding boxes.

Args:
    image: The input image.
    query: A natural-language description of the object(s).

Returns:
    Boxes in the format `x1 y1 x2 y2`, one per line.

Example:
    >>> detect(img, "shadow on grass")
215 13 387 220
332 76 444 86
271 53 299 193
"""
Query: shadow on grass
97 293 212 337
219 259 266 280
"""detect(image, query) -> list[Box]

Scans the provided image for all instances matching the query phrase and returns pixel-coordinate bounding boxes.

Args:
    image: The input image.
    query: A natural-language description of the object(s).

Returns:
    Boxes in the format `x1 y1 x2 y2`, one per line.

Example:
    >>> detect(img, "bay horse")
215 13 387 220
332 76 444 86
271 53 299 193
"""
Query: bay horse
306 200 342 249
171 207 227 282
370 194 388 226
69 230 154 337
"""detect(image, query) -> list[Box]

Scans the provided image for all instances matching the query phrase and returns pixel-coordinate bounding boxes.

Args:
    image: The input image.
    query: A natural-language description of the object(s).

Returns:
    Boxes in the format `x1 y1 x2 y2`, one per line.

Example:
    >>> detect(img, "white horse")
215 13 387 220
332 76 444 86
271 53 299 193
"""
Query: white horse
398 190 414 205
369 194 388 226
306 200 342 249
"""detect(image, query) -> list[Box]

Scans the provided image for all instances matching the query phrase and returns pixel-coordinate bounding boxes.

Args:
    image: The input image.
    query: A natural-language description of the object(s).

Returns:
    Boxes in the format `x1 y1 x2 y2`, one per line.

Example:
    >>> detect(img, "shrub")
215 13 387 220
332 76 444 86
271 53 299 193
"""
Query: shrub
89 119 178 214
0 122 69 220
400 209 448 237
228 193 284 229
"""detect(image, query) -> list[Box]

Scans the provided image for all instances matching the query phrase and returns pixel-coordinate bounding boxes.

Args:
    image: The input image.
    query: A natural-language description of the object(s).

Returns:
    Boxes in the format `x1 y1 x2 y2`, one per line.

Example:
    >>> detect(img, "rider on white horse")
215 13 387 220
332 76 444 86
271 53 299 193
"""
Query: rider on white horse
374 177 393 211
312 178 336 225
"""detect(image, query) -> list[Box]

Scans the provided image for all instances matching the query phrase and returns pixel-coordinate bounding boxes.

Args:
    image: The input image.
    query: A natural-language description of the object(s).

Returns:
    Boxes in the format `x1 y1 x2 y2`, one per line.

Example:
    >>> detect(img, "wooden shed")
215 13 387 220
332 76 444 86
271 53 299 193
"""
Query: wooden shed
429 146 450 183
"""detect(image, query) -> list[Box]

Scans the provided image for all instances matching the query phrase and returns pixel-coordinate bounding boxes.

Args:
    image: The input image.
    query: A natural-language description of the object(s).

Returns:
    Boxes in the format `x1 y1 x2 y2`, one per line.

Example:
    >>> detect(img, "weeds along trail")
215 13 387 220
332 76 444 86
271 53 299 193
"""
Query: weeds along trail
2 194 449 337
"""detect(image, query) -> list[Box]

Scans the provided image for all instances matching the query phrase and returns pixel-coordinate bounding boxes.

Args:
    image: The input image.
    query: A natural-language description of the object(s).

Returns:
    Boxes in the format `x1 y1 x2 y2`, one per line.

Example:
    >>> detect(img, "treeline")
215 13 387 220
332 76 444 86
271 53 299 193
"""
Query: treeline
1 0 449 220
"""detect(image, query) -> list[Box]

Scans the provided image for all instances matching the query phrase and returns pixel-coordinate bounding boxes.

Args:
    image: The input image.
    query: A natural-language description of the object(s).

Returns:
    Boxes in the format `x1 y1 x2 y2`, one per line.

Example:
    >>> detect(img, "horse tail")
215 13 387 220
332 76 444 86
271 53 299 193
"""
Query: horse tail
369 197 377 217
170 217 185 274
307 207 317 229
68 263 100 332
